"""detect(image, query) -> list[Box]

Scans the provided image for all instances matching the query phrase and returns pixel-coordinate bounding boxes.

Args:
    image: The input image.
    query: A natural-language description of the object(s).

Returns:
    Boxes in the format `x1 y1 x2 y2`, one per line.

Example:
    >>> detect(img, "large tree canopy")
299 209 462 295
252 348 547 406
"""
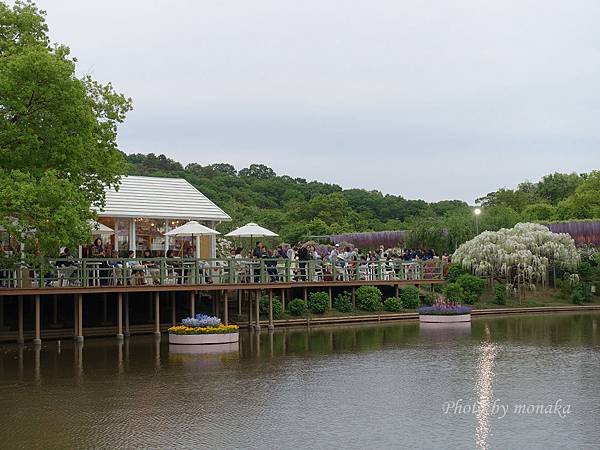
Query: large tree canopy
0 1 131 256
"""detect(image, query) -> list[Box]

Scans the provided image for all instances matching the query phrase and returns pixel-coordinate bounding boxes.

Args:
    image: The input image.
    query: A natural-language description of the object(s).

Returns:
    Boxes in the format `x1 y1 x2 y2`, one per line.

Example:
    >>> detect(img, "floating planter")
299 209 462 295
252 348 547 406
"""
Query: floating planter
168 314 239 345
417 299 472 323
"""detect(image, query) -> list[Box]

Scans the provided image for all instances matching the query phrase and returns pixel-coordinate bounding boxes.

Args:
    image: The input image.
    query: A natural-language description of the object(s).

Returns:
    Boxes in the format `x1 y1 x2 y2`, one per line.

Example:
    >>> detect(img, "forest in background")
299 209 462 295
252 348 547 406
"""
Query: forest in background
126 153 599 252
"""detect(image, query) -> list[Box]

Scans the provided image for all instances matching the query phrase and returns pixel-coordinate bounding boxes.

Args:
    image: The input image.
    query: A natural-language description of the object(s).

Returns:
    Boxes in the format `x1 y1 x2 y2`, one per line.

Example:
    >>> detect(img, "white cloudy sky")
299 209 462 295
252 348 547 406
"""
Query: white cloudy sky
35 0 600 202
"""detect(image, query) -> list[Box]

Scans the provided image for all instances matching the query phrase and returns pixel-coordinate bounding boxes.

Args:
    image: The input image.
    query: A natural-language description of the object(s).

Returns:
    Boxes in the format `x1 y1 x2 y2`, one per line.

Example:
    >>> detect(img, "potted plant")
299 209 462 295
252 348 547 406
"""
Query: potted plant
417 298 472 323
168 314 239 345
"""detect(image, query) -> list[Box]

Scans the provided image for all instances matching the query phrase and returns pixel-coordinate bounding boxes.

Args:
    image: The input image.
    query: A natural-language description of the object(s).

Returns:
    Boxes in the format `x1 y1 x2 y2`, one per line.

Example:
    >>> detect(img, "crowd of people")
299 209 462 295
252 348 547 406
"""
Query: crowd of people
1 236 449 287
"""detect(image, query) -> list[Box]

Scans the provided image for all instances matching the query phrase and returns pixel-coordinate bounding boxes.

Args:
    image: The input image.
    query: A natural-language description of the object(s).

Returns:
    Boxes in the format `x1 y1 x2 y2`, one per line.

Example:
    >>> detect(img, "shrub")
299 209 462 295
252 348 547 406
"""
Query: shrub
384 297 402 312
422 292 436 306
447 264 467 283
355 286 383 311
444 283 465 303
578 261 593 282
334 291 353 313
400 286 420 309
571 282 592 305
259 295 283 318
494 284 506 305
308 291 329 314
288 298 308 316
455 274 485 304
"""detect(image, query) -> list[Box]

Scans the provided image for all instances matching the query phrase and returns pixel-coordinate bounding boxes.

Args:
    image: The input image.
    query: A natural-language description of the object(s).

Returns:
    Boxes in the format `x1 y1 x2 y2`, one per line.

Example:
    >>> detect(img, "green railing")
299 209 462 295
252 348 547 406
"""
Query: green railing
0 257 445 289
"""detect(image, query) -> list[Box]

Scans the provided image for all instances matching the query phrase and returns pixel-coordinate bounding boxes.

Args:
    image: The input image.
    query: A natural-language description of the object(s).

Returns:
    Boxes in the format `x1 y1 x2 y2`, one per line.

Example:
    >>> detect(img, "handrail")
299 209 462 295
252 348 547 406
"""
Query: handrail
0 257 446 289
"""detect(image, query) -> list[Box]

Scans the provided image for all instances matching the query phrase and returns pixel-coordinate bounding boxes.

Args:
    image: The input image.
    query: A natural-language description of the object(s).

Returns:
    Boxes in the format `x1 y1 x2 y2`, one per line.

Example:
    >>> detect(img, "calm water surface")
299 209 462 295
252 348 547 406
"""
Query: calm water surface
1 313 599 449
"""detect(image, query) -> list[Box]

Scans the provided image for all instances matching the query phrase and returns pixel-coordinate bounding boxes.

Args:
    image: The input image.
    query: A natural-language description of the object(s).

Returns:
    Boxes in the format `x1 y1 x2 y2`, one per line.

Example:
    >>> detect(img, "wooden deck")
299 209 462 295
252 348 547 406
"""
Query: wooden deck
0 278 444 297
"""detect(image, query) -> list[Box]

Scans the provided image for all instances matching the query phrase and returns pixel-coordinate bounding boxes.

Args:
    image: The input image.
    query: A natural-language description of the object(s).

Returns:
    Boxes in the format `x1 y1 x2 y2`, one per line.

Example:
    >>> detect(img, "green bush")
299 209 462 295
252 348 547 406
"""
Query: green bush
288 298 308 316
578 261 593 282
400 286 420 309
571 282 592 305
356 285 383 311
334 291 353 313
384 297 402 312
447 264 467 283
308 291 329 314
455 274 485 304
445 283 465 303
422 292 436 306
259 295 283 318
494 284 506 305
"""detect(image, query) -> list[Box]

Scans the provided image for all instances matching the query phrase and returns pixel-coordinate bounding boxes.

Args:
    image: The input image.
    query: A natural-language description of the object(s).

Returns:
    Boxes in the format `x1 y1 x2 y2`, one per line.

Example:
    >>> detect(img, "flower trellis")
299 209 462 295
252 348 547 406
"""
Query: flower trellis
452 223 579 292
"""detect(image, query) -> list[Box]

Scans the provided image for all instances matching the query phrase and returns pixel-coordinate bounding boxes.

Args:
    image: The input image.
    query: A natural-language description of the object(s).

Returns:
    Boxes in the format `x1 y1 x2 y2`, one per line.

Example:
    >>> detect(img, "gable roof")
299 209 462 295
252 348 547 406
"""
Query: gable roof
97 176 231 222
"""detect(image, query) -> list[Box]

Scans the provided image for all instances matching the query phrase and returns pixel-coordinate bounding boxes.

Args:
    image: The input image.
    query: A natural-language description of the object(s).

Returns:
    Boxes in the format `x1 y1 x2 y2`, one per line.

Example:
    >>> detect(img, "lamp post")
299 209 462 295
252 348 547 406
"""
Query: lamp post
474 207 482 236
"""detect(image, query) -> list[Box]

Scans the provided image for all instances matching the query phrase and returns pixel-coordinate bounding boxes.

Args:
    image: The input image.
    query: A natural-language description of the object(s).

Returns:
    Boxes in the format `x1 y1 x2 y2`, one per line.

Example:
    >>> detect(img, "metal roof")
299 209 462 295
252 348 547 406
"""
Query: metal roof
97 176 231 221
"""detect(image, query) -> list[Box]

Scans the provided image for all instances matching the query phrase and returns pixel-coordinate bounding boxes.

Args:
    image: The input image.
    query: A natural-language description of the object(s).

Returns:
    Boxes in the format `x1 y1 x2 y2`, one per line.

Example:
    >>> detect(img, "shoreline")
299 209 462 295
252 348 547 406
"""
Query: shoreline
240 304 600 329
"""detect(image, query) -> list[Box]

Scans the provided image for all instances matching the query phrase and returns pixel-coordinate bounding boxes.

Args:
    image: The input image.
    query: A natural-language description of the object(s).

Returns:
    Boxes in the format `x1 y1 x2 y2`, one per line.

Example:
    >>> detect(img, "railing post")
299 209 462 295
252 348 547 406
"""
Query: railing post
159 259 165 285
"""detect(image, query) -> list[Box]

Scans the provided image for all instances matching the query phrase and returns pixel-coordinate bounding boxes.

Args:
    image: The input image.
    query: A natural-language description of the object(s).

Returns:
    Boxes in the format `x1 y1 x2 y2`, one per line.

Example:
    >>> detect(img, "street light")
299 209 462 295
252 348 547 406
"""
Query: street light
474 207 482 235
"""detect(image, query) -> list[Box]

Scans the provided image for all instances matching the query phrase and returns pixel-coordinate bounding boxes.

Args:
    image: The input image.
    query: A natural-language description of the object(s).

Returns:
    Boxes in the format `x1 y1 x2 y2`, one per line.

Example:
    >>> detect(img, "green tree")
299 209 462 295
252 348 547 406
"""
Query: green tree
556 171 600 219
0 1 131 255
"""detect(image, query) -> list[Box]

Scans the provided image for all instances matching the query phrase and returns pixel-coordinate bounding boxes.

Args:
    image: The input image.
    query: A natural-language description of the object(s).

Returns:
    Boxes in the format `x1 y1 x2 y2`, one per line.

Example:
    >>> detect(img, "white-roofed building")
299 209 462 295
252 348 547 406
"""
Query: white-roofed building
96 176 230 257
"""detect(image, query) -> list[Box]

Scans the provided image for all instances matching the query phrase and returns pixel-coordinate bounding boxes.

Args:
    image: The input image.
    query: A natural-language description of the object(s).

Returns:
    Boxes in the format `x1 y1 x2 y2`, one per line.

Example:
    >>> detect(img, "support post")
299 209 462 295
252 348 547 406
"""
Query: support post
237 290 242 316
255 291 261 331
33 295 41 345
351 287 356 309
328 287 332 309
154 292 161 337
268 290 274 330
303 287 308 303
124 294 130 337
116 293 124 340
248 291 253 330
17 295 24 344
395 284 399 298
171 292 176 326
281 288 286 311
224 291 229 325
190 291 196 317
76 294 83 343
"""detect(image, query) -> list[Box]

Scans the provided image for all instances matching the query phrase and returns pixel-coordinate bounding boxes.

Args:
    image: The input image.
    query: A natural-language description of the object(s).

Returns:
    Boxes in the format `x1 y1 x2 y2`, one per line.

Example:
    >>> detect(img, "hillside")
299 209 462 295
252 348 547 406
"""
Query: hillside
126 153 600 250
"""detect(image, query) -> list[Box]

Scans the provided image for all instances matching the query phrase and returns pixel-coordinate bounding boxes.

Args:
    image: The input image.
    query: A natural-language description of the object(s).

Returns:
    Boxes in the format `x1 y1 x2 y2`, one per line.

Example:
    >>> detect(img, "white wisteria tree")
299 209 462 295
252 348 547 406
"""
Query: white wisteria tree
452 223 580 295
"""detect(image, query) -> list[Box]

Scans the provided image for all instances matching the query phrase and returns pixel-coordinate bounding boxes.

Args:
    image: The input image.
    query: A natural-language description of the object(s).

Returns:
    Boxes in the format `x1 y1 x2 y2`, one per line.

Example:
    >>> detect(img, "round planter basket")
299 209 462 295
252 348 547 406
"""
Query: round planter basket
169 332 240 345
419 314 471 323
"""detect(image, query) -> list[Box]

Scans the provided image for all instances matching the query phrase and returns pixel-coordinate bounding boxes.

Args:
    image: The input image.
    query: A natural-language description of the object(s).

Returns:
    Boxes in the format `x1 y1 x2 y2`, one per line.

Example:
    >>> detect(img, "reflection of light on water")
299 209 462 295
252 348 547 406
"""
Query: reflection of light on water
475 325 497 450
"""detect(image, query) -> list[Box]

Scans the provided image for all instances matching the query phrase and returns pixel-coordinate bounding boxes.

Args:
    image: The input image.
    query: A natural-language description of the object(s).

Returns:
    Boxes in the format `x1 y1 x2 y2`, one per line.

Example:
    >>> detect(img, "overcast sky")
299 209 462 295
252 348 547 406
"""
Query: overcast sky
35 0 600 203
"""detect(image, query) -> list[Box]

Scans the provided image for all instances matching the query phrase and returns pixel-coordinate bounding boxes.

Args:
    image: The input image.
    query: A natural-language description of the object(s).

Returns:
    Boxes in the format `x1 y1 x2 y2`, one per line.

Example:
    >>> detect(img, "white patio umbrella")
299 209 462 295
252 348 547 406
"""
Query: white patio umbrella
225 223 278 255
165 220 220 258
89 220 114 236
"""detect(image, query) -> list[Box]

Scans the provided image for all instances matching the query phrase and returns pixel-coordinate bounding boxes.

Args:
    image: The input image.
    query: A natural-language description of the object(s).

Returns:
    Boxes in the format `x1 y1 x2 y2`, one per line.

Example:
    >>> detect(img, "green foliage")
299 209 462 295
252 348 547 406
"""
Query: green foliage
577 261 593 282
444 283 466 303
0 1 131 257
399 286 420 309
571 282 592 305
308 291 329 314
259 295 283 319
334 291 353 313
287 298 308 316
447 264 467 283
455 274 485 304
422 292 436 306
383 297 402 312
355 285 383 311
556 171 600 219
494 284 507 305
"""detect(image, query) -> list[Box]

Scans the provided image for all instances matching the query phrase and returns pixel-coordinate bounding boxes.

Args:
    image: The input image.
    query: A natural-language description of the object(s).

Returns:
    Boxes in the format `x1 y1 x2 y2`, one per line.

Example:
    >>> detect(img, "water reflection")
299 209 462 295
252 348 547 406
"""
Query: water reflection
0 313 599 449
168 342 240 355
475 325 498 450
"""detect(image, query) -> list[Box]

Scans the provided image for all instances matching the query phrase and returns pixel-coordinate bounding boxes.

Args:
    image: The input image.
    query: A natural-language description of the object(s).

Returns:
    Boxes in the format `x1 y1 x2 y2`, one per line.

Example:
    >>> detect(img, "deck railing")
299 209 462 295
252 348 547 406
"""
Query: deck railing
0 257 445 289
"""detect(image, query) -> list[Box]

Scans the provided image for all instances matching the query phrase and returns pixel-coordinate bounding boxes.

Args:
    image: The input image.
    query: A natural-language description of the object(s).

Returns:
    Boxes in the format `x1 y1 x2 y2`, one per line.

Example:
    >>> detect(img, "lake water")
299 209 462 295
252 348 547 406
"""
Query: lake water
1 313 599 449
